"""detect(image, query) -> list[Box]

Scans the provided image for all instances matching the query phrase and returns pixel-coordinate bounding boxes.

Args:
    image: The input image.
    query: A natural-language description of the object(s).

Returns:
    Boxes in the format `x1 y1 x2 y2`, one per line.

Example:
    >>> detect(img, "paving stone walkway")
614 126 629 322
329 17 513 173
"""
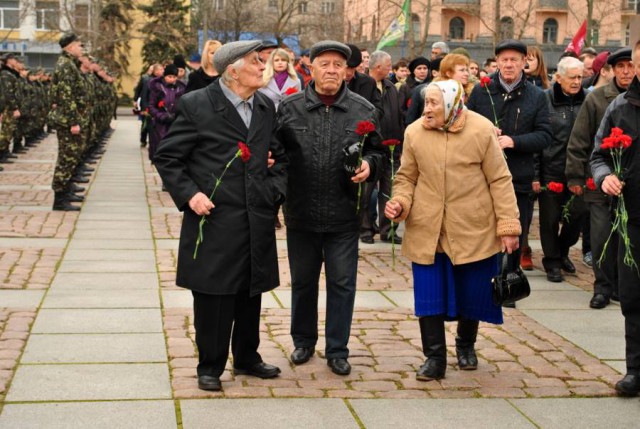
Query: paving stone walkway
0 115 639 428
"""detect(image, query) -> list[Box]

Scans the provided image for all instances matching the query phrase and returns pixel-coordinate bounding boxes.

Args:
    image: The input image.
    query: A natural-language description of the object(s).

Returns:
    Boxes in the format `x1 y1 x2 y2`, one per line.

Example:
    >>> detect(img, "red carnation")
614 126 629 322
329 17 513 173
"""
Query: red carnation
238 142 251 162
284 87 298 95
586 178 597 191
547 182 564 193
382 139 402 147
158 100 165 108
407 98 412 108
480 76 491 88
355 120 376 136
621 134 632 148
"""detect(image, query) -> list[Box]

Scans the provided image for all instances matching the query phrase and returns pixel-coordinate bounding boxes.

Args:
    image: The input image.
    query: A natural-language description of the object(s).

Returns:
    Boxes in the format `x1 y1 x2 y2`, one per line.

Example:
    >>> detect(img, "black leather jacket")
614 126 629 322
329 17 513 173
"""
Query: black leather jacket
534 83 585 183
276 82 385 232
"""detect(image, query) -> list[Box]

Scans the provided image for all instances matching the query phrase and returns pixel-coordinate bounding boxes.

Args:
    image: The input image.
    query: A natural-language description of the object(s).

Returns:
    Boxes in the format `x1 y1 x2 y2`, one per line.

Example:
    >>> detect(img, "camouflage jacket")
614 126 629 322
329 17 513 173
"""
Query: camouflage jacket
0 66 22 112
49 52 89 128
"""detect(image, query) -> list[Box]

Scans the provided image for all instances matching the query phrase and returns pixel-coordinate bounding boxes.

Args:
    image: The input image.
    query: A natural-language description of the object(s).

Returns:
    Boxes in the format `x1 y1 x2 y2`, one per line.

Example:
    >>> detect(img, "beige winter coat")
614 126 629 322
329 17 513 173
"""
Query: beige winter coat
391 110 521 265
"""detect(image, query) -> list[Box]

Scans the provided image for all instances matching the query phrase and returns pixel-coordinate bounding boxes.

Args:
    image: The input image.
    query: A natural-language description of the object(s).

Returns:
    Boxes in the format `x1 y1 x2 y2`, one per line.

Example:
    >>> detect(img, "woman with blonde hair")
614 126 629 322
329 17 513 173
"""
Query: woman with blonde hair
186 39 222 93
525 46 550 89
259 48 301 110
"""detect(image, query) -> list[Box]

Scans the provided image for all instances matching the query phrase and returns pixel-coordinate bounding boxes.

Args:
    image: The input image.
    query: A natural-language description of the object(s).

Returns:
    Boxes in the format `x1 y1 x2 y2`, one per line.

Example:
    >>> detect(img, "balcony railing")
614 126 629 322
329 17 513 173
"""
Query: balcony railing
538 0 568 8
442 0 480 4
0 7 19 30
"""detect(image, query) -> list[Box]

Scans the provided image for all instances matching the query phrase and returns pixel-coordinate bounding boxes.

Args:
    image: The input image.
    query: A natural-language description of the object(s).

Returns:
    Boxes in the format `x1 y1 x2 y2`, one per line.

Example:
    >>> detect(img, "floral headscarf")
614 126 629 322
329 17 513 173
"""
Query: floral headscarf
425 80 467 132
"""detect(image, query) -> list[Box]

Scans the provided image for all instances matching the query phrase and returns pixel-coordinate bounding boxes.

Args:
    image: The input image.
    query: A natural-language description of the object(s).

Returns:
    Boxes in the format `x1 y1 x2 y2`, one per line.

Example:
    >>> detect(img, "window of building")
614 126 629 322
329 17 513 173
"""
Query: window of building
500 17 514 40
626 23 630 46
35 1 59 31
214 0 224 10
299 1 308 14
268 0 277 8
74 4 89 32
0 0 19 30
412 13 420 40
542 18 558 44
628 0 640 12
590 20 599 46
449 17 465 40
321 1 335 14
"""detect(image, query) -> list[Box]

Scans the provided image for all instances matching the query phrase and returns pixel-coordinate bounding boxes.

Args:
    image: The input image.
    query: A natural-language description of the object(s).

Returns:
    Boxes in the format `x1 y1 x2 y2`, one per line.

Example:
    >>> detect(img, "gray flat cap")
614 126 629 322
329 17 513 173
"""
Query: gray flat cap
310 41 351 63
213 40 263 74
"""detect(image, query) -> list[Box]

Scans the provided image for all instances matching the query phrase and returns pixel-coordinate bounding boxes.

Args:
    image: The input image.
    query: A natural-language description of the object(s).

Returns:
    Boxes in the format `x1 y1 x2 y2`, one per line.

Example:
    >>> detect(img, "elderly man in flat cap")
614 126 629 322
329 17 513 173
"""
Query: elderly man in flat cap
154 40 288 392
566 47 634 310
467 39 552 297
276 40 384 376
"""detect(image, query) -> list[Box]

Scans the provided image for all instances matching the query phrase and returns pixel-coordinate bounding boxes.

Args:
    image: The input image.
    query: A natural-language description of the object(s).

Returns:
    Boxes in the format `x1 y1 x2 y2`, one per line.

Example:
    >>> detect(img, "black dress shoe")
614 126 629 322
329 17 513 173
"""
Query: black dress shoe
611 293 620 302
291 347 315 365
589 293 610 309
234 361 281 379
197 375 222 391
381 235 402 244
546 268 563 283
327 358 351 375
561 256 576 273
615 374 640 396
416 358 446 381
456 347 478 370
360 235 374 244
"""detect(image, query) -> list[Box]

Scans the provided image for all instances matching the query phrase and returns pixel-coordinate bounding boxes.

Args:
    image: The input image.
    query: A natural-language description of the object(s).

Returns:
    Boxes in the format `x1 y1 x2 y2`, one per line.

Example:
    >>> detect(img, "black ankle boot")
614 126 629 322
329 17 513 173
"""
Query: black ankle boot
456 320 479 370
416 316 447 381
53 190 80 211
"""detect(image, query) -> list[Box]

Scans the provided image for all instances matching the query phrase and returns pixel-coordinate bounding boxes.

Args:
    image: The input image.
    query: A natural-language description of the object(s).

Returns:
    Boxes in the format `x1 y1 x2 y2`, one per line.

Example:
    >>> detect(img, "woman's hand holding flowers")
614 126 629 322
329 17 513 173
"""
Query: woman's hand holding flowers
384 200 402 220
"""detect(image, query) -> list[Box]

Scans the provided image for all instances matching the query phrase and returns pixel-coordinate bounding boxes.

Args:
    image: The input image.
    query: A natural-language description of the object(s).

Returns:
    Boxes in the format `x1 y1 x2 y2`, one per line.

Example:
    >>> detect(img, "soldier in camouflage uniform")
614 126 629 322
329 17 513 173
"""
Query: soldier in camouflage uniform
0 53 23 164
49 33 89 211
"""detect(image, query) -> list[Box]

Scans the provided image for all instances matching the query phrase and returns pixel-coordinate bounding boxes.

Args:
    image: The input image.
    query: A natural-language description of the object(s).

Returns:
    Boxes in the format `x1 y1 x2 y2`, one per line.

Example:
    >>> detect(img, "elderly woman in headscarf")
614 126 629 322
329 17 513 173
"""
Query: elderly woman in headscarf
385 80 521 381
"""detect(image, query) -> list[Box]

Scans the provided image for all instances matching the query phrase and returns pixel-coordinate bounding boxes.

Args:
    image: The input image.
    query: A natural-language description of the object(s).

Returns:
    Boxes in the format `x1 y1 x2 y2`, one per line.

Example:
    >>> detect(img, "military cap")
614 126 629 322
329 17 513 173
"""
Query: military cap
1 52 16 62
59 32 79 48
345 44 362 68
309 40 351 63
592 51 610 75
580 47 598 57
607 47 632 66
300 49 310 57
495 39 527 56
213 40 263 74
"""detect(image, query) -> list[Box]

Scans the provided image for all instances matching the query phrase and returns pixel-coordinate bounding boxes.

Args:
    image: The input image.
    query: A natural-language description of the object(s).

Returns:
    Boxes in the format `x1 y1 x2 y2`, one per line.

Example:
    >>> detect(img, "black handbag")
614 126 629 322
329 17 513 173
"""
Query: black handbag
491 253 531 306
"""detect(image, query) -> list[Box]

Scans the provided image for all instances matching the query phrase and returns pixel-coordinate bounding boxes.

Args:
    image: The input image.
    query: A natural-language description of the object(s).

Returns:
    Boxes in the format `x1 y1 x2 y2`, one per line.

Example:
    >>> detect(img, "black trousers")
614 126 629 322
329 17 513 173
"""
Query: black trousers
509 191 533 268
192 289 262 377
589 200 619 297
539 190 587 271
618 222 640 373
360 161 395 239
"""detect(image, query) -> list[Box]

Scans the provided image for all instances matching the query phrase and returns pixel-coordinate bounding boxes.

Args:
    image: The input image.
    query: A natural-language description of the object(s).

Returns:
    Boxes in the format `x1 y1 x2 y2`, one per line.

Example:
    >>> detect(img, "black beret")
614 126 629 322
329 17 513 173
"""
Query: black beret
430 57 442 72
59 32 79 49
310 41 351 63
408 56 430 74
607 47 632 66
213 40 263 74
164 64 178 77
495 39 527 56
346 44 362 68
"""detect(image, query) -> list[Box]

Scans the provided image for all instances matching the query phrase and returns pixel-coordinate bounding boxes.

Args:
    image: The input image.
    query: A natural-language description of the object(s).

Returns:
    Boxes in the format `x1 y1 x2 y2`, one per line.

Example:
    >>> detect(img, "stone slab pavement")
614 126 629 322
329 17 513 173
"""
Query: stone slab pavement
0 116 638 427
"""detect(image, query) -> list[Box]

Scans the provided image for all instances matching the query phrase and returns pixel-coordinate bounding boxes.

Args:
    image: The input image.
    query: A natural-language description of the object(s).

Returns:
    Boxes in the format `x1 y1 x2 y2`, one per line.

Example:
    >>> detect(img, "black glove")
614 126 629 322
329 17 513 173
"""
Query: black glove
342 142 361 175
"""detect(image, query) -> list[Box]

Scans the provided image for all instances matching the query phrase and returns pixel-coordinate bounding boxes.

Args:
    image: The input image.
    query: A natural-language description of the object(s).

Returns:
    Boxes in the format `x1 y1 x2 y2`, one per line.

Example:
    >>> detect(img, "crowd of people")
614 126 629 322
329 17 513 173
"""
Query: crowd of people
0 33 118 211
144 35 640 398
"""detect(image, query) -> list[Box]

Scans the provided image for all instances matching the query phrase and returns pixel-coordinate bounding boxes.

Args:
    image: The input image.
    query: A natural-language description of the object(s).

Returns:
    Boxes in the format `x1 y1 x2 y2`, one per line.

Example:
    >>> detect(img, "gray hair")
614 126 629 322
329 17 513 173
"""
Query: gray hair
556 57 584 76
221 57 245 84
432 42 449 53
369 50 391 69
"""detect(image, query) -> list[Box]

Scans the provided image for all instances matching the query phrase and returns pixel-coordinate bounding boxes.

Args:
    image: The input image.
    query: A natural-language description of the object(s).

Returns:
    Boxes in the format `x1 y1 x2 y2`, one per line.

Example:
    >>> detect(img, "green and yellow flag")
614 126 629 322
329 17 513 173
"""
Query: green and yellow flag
376 0 410 50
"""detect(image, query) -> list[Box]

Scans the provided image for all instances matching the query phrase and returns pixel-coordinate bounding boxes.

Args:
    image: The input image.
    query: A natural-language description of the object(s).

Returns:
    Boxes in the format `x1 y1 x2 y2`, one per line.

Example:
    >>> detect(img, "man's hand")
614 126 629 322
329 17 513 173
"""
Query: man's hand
267 151 275 168
13 110 20 119
532 181 541 193
569 185 583 196
189 192 215 216
385 200 402 220
497 135 514 149
70 125 81 135
501 236 519 254
351 160 370 183
602 174 623 196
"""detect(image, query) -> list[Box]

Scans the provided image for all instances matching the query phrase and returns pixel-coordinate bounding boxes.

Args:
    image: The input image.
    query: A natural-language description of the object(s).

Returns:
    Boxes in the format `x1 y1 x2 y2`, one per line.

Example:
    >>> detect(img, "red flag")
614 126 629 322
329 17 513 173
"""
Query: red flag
565 20 587 55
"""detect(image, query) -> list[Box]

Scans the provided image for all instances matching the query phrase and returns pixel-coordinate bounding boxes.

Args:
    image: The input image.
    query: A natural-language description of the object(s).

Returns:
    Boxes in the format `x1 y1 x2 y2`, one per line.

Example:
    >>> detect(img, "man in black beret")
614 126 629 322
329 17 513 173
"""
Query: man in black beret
276 40 384 376
566 46 633 309
154 40 287 392
467 39 552 293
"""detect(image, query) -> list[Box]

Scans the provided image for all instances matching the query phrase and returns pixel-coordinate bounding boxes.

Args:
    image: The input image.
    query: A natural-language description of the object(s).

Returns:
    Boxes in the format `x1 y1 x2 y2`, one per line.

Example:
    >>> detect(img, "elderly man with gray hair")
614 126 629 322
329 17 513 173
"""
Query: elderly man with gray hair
359 50 405 244
533 56 587 283
431 41 449 60
154 40 288 392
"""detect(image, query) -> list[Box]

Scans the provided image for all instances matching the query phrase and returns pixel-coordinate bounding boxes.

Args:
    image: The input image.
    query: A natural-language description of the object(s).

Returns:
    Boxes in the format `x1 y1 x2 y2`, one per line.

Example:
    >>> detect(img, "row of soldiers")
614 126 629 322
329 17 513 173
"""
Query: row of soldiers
0 33 118 211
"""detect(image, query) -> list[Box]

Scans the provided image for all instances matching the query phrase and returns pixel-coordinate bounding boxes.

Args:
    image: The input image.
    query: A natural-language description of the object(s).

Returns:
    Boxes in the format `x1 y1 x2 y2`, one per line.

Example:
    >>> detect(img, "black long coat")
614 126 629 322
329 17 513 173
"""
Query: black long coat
154 81 288 296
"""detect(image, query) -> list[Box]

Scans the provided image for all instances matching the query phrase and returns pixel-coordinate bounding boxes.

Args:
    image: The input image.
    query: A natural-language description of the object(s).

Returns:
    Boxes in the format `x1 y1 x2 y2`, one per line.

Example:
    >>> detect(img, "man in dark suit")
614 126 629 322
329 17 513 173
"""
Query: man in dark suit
154 40 288 392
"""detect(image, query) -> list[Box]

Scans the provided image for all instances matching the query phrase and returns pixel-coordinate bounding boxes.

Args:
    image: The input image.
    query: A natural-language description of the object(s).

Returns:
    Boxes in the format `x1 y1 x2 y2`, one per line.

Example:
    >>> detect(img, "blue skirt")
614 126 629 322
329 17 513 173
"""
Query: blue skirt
413 253 503 324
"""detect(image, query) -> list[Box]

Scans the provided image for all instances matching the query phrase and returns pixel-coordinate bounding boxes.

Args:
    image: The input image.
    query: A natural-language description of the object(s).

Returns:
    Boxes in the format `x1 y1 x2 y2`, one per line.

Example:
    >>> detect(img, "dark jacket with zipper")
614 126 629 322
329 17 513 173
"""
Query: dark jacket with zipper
591 76 640 224
276 82 385 232
467 72 553 193
534 82 586 183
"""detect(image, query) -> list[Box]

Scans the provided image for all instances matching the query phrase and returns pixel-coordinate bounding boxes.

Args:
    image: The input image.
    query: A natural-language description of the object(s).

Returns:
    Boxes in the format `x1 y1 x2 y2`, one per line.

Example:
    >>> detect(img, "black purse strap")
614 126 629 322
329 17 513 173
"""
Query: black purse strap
498 252 516 275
